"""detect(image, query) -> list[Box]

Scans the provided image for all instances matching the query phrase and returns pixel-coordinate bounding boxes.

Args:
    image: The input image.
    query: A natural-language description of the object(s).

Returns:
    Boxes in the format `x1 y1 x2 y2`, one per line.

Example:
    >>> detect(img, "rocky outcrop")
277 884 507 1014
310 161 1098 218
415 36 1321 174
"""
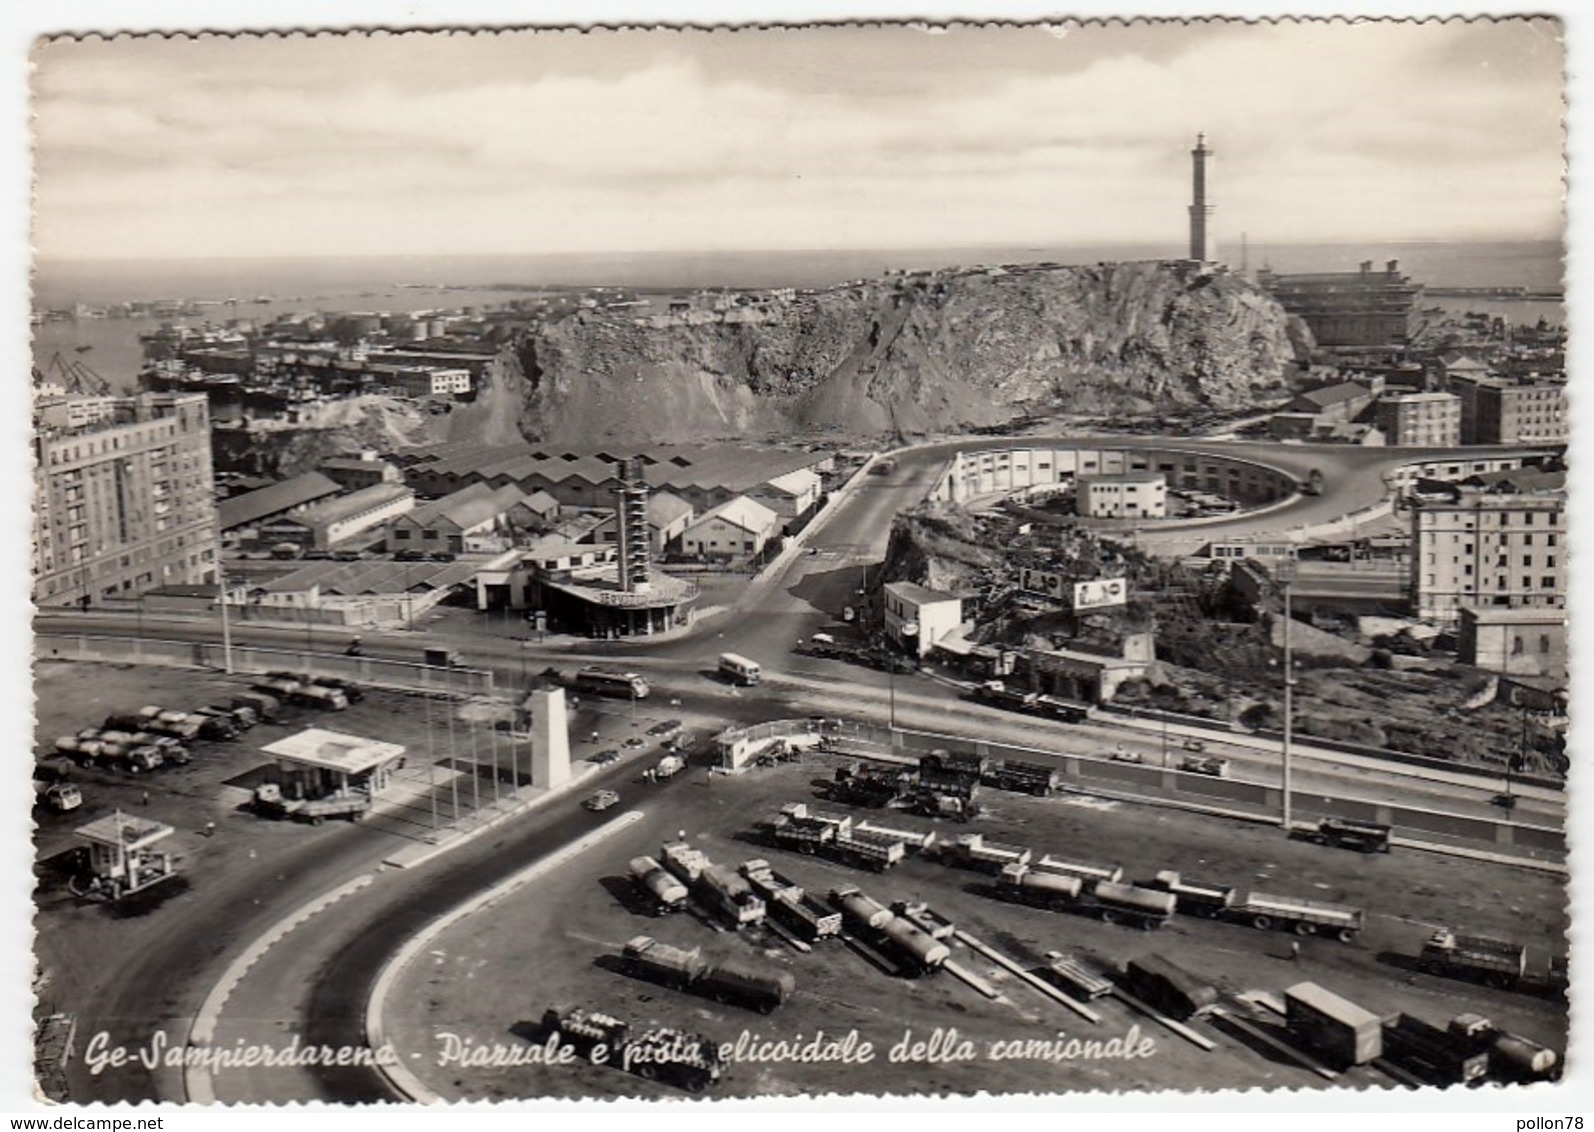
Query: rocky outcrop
509 260 1308 443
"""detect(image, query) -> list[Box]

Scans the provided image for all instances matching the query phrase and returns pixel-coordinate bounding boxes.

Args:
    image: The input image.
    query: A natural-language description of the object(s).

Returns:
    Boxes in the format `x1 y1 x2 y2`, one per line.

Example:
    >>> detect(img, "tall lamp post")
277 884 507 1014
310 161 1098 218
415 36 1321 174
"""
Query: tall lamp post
1276 557 1297 832
889 621 918 732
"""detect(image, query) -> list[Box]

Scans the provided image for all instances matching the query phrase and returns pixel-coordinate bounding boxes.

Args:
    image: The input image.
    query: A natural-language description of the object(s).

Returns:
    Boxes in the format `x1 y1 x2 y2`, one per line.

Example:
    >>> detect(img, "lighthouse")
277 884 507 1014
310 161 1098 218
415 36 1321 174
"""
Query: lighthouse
1188 133 1215 263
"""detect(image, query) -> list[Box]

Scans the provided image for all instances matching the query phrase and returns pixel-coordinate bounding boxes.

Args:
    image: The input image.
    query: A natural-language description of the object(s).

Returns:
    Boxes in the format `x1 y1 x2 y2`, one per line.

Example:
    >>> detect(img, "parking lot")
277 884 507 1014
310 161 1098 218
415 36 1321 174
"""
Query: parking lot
383 748 1568 1101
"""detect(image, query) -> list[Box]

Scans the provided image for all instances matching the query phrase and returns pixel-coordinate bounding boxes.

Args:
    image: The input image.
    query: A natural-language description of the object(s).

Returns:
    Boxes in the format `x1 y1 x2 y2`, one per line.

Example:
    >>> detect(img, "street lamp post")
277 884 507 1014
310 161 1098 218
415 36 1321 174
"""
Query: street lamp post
216 562 234 674
1277 558 1297 832
889 622 918 732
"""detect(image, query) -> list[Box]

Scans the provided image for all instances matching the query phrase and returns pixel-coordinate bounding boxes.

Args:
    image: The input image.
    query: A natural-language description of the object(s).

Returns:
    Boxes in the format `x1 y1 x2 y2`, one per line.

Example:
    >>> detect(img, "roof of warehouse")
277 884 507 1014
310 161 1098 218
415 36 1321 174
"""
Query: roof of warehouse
217 472 342 531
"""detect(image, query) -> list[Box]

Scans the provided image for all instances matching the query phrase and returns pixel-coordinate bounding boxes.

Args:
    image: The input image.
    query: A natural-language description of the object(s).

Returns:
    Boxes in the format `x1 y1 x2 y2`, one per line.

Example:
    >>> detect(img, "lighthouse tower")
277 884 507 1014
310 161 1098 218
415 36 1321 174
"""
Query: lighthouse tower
1188 133 1216 263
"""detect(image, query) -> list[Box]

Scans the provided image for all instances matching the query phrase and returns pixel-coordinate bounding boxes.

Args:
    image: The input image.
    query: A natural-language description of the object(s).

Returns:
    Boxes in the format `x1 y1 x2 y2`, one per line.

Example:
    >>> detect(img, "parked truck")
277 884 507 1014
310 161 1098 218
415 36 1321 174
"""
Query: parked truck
1284 982 1383 1069
660 841 710 884
1418 929 1527 989
1149 870 1238 918
829 883 894 931
939 832 1031 873
695 864 765 928
539 1006 724 1092
1121 955 1219 1021
853 819 936 852
984 759 1064 796
620 933 798 1012
252 783 369 824
33 778 83 813
1227 891 1364 943
133 707 203 741
770 812 839 855
1310 817 1392 854
740 860 843 940
919 749 988 781
231 692 279 722
1447 1016 1561 1083
621 935 707 989
970 680 1040 714
628 856 689 915
1380 1013 1490 1086
832 828 906 872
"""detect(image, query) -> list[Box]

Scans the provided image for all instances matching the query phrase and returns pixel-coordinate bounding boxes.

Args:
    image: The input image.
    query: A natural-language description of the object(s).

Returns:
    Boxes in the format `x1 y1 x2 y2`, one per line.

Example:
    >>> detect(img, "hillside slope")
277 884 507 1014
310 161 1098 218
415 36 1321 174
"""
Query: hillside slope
511 260 1308 443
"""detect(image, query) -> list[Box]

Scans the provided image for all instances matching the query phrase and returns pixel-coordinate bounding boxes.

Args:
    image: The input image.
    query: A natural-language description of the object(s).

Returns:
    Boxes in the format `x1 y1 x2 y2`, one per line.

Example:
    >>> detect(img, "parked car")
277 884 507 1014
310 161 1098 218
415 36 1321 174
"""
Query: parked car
592 749 621 766
583 789 621 812
428 551 457 562
1181 756 1230 778
646 719 684 740
1109 747 1145 764
394 549 427 562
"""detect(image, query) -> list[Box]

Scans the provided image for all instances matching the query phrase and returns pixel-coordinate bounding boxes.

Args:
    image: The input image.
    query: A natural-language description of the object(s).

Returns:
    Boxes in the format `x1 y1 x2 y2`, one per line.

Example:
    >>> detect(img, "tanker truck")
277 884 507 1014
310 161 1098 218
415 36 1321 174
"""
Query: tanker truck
997 863 1083 911
1084 882 1177 930
628 856 689 915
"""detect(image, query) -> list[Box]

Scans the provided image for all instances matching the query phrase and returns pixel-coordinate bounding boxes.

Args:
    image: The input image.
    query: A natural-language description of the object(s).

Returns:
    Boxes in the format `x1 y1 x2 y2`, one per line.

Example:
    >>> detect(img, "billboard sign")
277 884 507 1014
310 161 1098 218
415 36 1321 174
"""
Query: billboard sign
1073 577 1128 611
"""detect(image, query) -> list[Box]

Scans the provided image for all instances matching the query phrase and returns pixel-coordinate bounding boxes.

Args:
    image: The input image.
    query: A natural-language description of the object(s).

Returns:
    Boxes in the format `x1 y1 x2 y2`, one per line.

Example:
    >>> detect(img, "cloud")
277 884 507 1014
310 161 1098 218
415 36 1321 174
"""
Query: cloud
31 20 1566 260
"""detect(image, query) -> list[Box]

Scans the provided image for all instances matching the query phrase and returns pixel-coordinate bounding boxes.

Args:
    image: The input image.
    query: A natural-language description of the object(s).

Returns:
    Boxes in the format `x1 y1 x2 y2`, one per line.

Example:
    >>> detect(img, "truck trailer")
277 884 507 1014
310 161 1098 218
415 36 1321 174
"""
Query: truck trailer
984 759 1064 796
1121 955 1219 1021
1085 882 1177 930
1284 982 1382 1069
939 832 1031 873
1149 870 1237 918
1031 854 1124 885
540 1006 724 1092
1228 891 1364 943
1380 1013 1490 1086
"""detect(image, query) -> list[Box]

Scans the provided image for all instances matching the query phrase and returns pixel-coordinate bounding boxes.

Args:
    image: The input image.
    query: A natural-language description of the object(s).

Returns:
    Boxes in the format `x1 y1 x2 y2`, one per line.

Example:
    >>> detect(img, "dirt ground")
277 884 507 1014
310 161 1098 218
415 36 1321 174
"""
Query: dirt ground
385 750 1569 1102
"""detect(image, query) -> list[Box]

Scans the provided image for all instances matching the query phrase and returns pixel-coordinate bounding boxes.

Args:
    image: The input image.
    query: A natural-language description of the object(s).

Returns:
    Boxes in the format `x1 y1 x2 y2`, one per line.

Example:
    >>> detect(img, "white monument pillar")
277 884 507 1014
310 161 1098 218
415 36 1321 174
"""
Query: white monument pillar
530 686 572 788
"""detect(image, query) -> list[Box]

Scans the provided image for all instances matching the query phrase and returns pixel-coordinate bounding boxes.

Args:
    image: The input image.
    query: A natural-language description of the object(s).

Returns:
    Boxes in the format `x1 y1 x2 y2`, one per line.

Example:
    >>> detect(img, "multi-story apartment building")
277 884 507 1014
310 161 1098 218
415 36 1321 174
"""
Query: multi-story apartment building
1411 487 1565 626
1445 372 1568 445
34 392 219 607
1374 391 1462 447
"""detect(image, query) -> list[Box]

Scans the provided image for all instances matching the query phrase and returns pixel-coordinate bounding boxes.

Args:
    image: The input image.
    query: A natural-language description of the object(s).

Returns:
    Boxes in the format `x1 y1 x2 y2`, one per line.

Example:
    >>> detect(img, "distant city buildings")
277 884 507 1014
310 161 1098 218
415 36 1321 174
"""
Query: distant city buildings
33 392 219 607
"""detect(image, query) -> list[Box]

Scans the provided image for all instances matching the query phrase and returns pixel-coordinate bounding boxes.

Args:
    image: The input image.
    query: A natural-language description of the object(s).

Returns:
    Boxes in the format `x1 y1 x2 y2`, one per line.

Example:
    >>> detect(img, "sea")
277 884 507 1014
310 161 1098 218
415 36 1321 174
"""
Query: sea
29 240 1566 395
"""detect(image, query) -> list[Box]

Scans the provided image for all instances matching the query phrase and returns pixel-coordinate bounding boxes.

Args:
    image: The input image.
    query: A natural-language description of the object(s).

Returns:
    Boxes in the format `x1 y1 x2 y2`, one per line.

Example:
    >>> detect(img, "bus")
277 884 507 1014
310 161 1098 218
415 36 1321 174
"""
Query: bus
717 653 761 686
573 667 650 700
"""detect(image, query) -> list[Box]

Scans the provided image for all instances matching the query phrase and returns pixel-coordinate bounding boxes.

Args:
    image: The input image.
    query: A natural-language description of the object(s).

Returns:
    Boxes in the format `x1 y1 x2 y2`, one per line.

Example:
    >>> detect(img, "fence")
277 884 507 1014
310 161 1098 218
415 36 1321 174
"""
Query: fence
36 634 497 696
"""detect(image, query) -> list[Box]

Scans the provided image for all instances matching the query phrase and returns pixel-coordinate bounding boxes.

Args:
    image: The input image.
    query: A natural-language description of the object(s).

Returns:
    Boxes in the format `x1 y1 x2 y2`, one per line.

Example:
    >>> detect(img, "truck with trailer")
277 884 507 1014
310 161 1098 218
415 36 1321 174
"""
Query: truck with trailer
70 732 164 773
1417 929 1528 989
1284 982 1383 1070
619 935 797 1015
252 782 369 824
1148 870 1238 918
828 884 894 931
1121 955 1219 1021
1226 891 1364 942
539 1006 724 1092
779 802 851 829
694 864 765 929
132 708 203 742
628 856 689 915
621 935 707 989
909 789 981 822
96 730 190 767
939 832 1031 874
829 765 903 808
984 759 1064 796
1310 817 1392 854
1380 1013 1490 1086
1032 854 1124 885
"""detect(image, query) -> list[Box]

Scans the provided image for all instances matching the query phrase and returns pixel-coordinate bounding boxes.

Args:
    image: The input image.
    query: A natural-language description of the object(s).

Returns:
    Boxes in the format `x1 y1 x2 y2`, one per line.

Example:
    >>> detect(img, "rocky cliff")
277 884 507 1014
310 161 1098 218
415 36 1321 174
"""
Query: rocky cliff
511 260 1309 443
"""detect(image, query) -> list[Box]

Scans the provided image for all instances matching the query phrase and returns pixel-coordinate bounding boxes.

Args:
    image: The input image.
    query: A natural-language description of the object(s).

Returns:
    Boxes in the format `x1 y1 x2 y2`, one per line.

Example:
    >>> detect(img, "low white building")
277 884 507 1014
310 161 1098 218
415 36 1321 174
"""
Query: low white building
290 483 416 550
883 581 964 658
1076 472 1167 519
748 467 823 523
680 495 781 560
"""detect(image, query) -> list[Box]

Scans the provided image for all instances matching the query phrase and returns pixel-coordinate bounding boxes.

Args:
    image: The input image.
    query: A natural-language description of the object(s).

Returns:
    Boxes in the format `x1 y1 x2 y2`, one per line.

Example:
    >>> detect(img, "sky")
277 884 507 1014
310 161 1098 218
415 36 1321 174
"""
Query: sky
30 19 1569 261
